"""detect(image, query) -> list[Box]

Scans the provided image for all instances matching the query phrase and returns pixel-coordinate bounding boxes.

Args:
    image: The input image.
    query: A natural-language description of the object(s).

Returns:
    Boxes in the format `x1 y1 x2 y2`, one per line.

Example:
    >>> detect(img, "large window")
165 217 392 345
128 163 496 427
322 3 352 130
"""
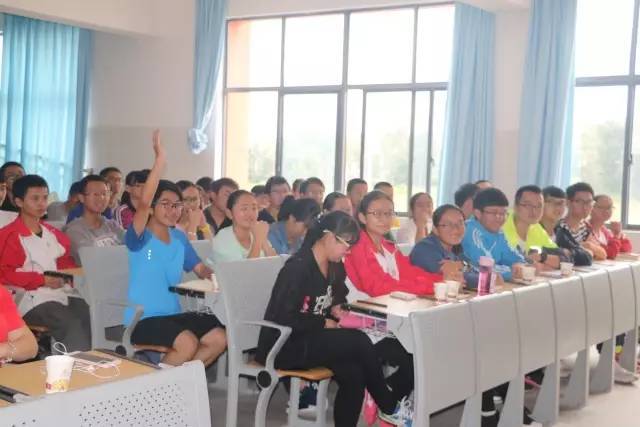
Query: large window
573 0 640 226
224 4 454 212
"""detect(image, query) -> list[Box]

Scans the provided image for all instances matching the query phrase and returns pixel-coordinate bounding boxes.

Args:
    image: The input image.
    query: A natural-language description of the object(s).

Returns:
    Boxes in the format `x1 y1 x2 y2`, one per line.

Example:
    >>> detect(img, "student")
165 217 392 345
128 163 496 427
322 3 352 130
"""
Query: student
323 192 353 216
461 188 526 281
114 170 149 230
204 177 238 234
251 184 271 211
0 161 25 212
64 175 125 265
256 212 413 427
396 192 433 245
211 190 277 266
100 167 124 210
48 181 83 222
0 175 90 352
410 204 475 287
540 186 593 266
268 197 321 255
558 182 607 260
196 177 213 207
291 178 304 200
344 191 443 297
454 182 479 219
373 182 394 200
176 180 212 241
589 195 632 259
346 178 368 216
0 174 18 228
502 185 564 268
475 179 492 190
125 131 226 367
258 176 290 224
0 285 38 363
300 177 325 206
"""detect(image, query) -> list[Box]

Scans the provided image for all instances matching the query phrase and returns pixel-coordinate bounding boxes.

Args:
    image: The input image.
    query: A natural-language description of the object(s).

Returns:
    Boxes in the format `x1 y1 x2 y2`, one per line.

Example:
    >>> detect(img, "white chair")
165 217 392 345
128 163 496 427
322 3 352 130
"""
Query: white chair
397 243 413 256
409 303 476 427
3 361 211 427
46 220 66 230
512 283 558 424
217 256 332 427
607 264 638 373
581 270 615 394
467 292 521 427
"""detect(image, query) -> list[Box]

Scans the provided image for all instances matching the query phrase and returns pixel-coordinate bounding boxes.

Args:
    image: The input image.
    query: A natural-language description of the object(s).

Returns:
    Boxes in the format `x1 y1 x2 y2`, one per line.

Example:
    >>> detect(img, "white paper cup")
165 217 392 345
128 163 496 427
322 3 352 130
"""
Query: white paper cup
434 282 448 301
560 262 573 276
446 280 460 299
522 266 536 282
45 355 74 393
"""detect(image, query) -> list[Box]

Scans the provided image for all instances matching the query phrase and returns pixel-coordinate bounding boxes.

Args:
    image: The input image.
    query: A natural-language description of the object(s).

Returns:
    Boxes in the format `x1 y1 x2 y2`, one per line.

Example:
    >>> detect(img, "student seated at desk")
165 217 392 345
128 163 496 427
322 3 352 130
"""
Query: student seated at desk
204 177 237 234
258 176 290 224
114 169 149 230
0 161 25 213
64 175 125 265
175 180 213 241
0 285 38 363
589 194 632 259
47 181 82 222
454 182 479 220
346 178 368 218
256 212 413 427
0 173 18 228
125 131 225 367
344 191 442 297
268 197 320 255
211 190 277 265
396 192 433 245
323 192 353 216
461 188 527 282
0 175 90 352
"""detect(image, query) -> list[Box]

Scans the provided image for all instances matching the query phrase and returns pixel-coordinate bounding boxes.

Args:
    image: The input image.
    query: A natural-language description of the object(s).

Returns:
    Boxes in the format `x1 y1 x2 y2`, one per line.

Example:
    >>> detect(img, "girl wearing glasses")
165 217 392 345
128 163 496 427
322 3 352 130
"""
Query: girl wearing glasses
125 131 226 368
257 212 413 426
175 180 212 241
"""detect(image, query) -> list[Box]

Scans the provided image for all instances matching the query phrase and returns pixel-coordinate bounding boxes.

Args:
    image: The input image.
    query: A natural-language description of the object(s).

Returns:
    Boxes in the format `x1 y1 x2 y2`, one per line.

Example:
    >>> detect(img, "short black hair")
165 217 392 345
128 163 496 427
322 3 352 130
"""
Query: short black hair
125 170 149 186
265 176 290 194
176 180 195 192
279 197 321 225
251 184 267 196
323 192 348 211
196 177 213 191
0 161 25 179
152 180 183 205
300 177 325 194
210 177 239 194
454 183 479 208
543 186 566 200
79 175 107 194
432 204 464 227
227 189 253 210
99 167 121 178
358 190 393 227
474 179 491 186
68 181 84 198
292 178 304 193
12 175 48 201
566 182 594 200
346 178 367 194
514 185 542 205
373 181 392 191
473 188 509 211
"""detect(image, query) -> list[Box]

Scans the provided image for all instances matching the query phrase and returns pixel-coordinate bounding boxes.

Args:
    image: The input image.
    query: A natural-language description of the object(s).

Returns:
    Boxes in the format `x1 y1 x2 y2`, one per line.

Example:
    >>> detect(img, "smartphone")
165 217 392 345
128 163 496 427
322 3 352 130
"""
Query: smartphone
43 271 74 285
70 351 121 366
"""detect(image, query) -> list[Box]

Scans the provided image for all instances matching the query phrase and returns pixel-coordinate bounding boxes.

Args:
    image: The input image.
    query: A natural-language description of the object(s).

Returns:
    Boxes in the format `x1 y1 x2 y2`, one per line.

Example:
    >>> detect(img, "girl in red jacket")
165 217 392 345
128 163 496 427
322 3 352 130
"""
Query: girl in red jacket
589 195 633 260
344 191 443 297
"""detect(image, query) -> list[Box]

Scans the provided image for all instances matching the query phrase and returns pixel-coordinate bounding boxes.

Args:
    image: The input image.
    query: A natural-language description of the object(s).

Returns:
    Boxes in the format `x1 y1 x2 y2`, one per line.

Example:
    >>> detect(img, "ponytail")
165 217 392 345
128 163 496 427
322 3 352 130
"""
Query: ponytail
299 211 359 253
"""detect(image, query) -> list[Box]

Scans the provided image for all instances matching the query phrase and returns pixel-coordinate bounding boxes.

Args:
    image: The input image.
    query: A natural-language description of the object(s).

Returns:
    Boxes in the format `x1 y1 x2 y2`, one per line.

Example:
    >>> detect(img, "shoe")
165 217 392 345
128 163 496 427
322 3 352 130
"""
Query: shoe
363 391 378 426
614 361 638 384
298 382 318 410
378 397 413 426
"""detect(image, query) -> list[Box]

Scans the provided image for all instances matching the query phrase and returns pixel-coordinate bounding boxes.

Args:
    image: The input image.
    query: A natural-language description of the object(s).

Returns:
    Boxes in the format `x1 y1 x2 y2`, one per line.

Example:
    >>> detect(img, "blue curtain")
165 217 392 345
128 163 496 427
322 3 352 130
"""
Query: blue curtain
0 14 92 195
517 0 577 187
189 0 227 154
439 3 495 205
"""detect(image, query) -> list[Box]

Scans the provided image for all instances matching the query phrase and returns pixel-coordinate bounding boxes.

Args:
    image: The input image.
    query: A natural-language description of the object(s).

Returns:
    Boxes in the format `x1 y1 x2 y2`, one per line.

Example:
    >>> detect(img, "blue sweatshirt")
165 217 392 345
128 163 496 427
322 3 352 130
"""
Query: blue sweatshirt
461 217 525 281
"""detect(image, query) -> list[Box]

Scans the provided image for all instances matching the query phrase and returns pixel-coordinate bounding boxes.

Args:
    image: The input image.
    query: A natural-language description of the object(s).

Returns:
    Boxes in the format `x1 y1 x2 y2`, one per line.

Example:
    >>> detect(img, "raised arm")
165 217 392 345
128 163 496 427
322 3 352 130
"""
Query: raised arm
131 130 166 237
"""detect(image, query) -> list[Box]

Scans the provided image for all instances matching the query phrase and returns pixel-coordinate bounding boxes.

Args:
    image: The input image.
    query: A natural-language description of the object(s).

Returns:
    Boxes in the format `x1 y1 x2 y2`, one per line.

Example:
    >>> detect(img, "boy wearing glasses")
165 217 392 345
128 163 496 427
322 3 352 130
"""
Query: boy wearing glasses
461 188 526 281
64 175 125 265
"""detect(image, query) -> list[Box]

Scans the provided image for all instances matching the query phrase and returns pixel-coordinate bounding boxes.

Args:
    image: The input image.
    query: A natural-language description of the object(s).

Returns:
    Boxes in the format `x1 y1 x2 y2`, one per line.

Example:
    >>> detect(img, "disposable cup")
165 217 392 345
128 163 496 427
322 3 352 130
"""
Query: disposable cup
45 355 74 394
434 282 448 302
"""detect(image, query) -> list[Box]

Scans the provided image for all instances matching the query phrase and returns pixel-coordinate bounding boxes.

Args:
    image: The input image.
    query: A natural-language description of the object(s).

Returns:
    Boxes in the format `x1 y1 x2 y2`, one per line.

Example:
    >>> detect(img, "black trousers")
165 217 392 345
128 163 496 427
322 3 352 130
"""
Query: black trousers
23 298 91 352
277 329 399 427
374 337 414 401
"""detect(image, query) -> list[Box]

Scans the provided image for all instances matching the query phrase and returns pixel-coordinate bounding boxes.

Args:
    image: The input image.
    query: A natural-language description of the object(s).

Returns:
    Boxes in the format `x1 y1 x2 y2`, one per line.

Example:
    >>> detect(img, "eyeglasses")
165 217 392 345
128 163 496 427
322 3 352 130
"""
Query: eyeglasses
517 203 543 211
323 230 352 248
183 196 200 204
593 204 614 212
366 210 395 219
155 201 184 211
571 198 594 207
437 221 465 230
481 209 507 218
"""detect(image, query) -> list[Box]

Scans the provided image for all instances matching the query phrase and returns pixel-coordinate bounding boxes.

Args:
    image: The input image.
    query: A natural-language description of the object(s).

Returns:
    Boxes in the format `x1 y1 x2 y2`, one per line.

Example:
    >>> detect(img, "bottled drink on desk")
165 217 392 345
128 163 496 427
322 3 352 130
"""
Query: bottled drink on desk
477 256 495 296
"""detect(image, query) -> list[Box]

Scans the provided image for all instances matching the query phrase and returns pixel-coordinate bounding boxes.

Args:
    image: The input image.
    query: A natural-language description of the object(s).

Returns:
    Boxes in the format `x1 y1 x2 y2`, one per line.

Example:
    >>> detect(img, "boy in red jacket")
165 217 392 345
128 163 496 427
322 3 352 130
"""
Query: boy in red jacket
0 175 90 351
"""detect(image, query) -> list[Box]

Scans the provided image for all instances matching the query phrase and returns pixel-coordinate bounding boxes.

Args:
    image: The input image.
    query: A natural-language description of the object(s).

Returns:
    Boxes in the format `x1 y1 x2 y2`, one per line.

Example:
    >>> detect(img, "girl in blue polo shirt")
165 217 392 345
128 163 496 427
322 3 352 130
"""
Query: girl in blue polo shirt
124 131 226 367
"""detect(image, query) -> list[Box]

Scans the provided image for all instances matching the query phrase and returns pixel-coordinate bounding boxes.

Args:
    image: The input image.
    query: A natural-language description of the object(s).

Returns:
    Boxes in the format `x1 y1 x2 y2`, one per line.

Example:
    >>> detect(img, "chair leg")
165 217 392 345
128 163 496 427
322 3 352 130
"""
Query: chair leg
313 378 330 427
531 364 559 426
287 377 302 426
225 367 240 427
209 351 228 390
590 339 614 394
460 395 481 427
560 349 588 410
497 376 524 427
619 329 638 373
255 373 278 427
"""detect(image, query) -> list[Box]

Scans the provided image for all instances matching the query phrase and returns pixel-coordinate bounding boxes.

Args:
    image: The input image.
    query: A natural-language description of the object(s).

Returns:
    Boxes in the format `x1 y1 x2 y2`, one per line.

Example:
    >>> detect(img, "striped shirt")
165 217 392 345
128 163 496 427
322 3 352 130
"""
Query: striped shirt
557 218 591 243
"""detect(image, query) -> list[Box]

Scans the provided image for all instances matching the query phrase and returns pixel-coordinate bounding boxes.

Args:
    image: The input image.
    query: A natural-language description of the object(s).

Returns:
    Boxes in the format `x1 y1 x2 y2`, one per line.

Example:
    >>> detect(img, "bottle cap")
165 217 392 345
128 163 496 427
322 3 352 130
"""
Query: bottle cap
479 256 495 267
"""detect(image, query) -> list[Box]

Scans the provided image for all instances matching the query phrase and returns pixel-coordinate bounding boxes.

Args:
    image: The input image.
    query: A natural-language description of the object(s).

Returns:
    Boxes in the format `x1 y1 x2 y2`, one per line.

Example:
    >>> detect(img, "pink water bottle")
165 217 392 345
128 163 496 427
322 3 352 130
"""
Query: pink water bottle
477 256 494 296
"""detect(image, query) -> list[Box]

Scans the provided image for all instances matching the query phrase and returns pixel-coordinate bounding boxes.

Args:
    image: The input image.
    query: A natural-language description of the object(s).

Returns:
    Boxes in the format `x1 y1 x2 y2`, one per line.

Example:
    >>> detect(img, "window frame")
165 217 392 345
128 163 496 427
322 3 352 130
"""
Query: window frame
222 2 453 212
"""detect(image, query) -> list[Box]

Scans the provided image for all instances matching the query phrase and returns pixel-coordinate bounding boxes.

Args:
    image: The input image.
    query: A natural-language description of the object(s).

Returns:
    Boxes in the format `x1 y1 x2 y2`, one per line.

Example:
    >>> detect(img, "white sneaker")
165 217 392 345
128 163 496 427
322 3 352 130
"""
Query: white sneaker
614 361 638 384
378 397 413 427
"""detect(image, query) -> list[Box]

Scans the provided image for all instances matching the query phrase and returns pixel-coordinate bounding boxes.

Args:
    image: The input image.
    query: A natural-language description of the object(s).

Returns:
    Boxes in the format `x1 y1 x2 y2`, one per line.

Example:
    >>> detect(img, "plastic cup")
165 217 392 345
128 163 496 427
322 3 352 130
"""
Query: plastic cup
521 266 536 282
45 355 74 393
560 262 573 276
446 280 460 300
434 282 448 302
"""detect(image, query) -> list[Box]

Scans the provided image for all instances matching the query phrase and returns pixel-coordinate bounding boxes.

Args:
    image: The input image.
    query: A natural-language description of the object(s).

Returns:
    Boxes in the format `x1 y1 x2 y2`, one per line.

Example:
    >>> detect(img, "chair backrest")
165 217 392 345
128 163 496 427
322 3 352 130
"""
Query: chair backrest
46 220 65 230
631 262 640 322
79 245 130 349
607 264 637 335
549 275 587 358
397 243 413 256
580 270 613 345
512 283 556 373
469 292 520 391
410 303 476 414
216 256 287 352
3 361 211 427
182 239 214 281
